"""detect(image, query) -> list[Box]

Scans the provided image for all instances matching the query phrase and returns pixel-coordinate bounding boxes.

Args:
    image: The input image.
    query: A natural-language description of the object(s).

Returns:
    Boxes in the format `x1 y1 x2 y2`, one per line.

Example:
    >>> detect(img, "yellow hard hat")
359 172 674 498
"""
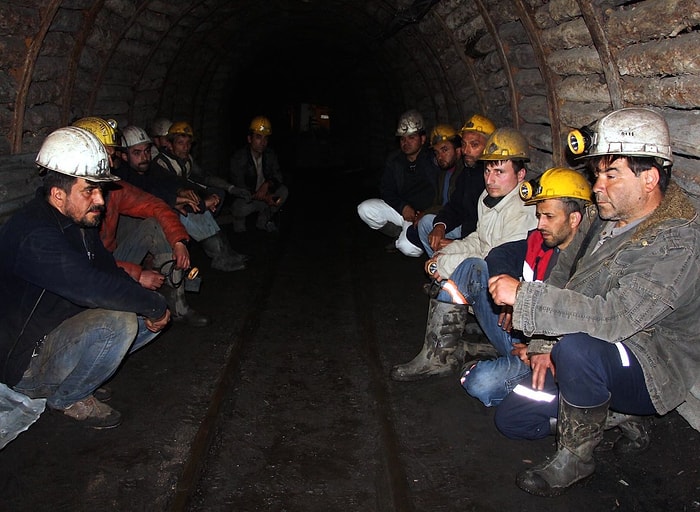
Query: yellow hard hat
480 127 530 161
519 167 592 205
72 117 121 147
249 116 272 136
429 124 458 147
459 114 496 138
167 121 194 139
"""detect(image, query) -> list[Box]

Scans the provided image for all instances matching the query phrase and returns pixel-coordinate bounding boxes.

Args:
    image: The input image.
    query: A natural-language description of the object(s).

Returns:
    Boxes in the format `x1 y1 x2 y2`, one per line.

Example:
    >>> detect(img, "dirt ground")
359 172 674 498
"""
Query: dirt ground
1 167 698 512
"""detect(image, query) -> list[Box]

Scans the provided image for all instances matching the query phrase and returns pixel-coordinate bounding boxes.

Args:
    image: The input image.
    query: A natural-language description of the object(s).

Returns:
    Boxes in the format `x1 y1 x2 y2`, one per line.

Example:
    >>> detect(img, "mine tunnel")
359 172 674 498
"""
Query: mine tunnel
1 0 699 511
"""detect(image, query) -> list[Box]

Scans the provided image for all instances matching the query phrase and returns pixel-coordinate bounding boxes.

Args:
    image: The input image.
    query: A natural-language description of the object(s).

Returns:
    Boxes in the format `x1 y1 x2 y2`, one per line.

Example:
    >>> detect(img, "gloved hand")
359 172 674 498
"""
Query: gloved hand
228 186 252 201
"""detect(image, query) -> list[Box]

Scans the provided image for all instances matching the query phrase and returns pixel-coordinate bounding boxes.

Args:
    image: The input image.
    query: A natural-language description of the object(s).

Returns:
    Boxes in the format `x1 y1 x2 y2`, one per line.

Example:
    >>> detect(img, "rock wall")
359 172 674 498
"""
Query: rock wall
1 0 698 214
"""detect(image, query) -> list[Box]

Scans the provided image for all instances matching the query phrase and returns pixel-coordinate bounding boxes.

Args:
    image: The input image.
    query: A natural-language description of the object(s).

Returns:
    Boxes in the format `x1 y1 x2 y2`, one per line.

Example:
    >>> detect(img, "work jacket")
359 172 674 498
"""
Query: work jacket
229 146 284 193
379 146 439 215
486 230 558 283
432 160 485 239
0 190 167 386
100 181 189 281
436 185 537 279
516 182 700 429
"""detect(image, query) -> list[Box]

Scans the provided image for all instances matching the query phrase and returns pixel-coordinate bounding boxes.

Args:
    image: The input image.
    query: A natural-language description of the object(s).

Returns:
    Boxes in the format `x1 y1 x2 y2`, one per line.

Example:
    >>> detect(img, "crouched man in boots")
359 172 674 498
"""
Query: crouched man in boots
0 127 170 429
488 108 700 496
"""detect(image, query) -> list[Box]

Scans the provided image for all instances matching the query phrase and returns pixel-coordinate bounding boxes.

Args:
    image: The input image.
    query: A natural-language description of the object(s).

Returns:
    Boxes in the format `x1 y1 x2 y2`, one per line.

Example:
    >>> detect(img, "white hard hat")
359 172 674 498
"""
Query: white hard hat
149 117 172 137
568 108 673 167
122 125 152 148
36 127 118 182
396 109 425 136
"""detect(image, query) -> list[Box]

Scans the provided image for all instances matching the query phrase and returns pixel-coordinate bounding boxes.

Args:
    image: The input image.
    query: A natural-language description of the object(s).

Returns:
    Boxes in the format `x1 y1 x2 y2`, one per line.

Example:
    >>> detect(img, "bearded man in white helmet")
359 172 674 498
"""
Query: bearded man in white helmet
0 126 170 430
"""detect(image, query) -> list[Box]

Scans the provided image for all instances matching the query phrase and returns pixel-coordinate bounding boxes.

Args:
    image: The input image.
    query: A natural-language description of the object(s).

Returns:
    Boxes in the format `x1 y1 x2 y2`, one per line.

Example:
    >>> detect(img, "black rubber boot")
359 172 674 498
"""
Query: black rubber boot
605 411 652 455
516 395 610 497
391 299 468 381
159 279 210 328
378 223 402 238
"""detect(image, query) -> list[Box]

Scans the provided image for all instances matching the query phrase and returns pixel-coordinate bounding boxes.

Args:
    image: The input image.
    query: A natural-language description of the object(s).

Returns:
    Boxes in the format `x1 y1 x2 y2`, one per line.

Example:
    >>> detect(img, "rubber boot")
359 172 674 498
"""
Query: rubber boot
516 395 610 497
391 299 468 381
200 232 247 272
379 223 402 253
159 275 210 328
605 411 651 455
378 223 402 238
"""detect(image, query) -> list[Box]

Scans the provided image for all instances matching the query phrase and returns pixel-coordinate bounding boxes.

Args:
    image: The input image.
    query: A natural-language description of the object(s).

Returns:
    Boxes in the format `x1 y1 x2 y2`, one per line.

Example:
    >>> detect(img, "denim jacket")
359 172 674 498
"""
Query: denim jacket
515 182 700 427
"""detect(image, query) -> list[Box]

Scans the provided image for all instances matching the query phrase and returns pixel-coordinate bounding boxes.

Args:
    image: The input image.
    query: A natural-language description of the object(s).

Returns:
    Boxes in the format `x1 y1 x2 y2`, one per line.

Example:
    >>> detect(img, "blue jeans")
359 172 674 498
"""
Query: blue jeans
437 258 530 406
13 309 160 410
417 214 462 257
494 333 657 440
179 210 220 242
113 217 172 266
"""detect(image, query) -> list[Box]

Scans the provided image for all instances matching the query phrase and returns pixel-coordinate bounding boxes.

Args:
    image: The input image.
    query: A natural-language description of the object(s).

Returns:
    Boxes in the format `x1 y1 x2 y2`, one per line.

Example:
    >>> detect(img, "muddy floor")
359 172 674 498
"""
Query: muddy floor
1 167 698 512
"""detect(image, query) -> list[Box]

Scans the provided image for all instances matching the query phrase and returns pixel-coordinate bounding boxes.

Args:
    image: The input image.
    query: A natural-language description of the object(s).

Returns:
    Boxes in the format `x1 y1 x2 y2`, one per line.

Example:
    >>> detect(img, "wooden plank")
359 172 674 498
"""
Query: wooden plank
617 32 700 77
621 75 700 109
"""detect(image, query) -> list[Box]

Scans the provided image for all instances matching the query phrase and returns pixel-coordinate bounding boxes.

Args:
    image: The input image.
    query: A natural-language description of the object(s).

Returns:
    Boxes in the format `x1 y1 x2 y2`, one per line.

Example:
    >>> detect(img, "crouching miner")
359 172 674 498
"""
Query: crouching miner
0 127 170 429
488 108 700 496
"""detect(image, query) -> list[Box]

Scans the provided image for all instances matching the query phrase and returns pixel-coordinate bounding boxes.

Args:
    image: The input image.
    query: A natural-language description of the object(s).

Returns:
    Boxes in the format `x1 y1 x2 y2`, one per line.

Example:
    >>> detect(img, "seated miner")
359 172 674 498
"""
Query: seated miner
391 127 537 381
147 117 172 158
105 125 210 327
119 122 247 272
228 116 289 233
72 116 124 170
457 168 591 406
0 127 169 429
403 124 466 255
487 108 700 497
357 109 440 256
417 114 494 257
73 120 213 324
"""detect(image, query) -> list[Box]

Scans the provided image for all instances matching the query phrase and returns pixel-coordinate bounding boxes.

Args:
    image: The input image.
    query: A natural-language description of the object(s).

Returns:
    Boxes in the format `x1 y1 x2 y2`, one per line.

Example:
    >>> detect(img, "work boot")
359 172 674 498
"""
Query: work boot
201 232 247 272
605 411 652 455
516 395 610 497
58 395 122 429
378 223 402 238
159 280 210 327
391 299 468 381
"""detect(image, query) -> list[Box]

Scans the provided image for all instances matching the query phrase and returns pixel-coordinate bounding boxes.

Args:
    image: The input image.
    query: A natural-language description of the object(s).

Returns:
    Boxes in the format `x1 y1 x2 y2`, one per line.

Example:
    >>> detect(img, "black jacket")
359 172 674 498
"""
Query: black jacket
432 160 485 238
380 146 439 214
0 189 167 386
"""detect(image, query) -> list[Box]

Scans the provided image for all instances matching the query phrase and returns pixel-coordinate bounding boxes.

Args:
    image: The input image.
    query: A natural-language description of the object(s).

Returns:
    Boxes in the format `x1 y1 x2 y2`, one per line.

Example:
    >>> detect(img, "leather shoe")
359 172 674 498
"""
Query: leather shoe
58 395 121 429
173 309 210 327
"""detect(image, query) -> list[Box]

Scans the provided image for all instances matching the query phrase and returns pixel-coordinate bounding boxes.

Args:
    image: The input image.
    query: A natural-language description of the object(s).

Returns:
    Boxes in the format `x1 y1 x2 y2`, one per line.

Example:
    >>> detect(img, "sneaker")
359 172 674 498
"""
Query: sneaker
59 395 122 429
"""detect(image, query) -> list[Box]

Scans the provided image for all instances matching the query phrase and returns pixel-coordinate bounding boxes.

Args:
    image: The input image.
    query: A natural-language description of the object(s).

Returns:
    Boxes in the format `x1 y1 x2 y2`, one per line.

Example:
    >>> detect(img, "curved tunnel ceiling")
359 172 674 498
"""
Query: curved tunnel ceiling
3 0 700 193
